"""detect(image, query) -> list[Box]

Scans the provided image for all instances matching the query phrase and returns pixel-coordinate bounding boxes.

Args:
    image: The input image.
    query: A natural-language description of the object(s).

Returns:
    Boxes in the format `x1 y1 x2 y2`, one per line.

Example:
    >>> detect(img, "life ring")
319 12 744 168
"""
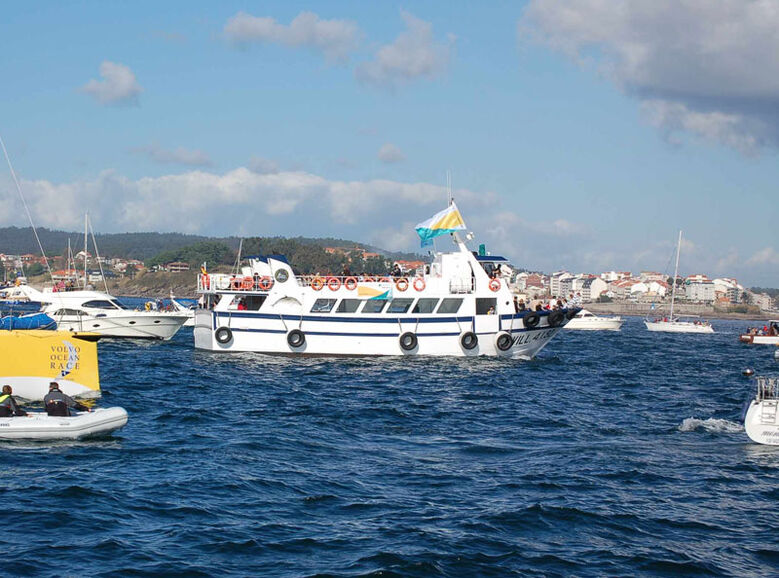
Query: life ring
548 310 565 327
241 276 254 290
399 331 418 352
287 329 305 348
379 277 391 284
460 331 478 350
524 312 540 329
258 276 273 291
327 277 341 291
413 278 426 292
344 277 358 291
495 331 513 352
311 277 325 291
362 276 374 282
489 278 501 292
395 278 409 292
200 274 210 290
215 326 233 344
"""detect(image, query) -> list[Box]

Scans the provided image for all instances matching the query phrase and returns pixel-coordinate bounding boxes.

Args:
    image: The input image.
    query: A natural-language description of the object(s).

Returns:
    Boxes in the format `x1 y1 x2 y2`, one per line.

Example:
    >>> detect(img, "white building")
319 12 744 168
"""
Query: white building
685 281 715 303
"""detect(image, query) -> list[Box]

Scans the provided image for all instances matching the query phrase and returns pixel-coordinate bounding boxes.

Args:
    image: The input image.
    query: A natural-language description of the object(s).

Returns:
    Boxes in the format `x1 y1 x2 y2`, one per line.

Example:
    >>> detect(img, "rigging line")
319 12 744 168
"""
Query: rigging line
0 133 54 282
87 214 109 293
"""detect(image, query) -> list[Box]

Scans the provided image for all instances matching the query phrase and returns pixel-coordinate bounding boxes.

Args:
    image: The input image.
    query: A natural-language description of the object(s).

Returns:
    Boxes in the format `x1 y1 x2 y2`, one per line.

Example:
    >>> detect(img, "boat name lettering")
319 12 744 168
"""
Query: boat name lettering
511 329 555 346
50 345 81 354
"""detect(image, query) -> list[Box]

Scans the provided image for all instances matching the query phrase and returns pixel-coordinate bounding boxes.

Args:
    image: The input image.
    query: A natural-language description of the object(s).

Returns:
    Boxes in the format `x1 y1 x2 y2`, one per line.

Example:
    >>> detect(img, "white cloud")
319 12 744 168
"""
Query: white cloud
377 143 405 163
746 247 779 266
224 11 360 62
132 144 213 167
248 156 280 174
81 61 142 105
520 0 779 150
356 11 453 88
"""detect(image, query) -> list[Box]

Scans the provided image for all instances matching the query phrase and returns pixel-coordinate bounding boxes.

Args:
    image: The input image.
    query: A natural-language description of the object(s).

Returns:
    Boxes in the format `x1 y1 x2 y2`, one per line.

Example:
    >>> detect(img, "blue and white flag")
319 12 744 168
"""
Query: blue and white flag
415 203 467 247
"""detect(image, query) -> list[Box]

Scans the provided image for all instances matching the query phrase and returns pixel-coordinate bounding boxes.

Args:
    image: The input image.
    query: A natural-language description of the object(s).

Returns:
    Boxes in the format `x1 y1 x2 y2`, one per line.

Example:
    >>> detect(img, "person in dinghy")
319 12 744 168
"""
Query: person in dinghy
44 382 91 417
0 385 28 417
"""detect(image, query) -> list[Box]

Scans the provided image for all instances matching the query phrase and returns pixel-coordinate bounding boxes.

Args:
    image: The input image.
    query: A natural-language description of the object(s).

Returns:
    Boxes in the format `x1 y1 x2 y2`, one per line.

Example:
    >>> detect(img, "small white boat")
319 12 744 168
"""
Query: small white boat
744 376 779 445
0 407 128 441
645 318 714 334
564 309 622 331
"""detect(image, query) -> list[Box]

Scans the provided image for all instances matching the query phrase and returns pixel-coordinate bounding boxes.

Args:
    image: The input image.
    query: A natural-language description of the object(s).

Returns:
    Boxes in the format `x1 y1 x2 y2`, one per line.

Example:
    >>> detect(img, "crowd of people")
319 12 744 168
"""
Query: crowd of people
512 292 583 313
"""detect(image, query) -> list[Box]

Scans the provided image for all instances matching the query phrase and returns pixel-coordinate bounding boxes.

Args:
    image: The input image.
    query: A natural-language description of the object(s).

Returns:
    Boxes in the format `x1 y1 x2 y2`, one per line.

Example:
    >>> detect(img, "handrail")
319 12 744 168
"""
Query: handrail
756 377 779 402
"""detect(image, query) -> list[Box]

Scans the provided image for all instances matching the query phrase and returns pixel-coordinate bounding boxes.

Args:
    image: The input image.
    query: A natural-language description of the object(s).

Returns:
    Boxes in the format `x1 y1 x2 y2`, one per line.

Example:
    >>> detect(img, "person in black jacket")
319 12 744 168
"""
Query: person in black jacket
43 382 91 416
0 385 27 417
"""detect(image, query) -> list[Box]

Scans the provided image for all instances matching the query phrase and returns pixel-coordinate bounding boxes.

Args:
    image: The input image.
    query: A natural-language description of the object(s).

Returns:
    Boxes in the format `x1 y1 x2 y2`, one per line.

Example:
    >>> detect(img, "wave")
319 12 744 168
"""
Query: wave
678 417 743 433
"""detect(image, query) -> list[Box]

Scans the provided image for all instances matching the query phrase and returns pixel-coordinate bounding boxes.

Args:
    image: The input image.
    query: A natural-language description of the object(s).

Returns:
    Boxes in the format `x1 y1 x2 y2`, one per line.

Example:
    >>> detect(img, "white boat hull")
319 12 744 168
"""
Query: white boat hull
644 320 714 334
744 401 779 445
739 335 779 345
194 309 568 358
55 313 188 340
564 317 622 331
0 407 128 440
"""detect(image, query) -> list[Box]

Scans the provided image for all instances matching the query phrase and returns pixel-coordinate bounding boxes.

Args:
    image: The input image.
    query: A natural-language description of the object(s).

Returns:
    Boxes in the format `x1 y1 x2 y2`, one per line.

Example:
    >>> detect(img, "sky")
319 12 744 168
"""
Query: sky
0 0 777 286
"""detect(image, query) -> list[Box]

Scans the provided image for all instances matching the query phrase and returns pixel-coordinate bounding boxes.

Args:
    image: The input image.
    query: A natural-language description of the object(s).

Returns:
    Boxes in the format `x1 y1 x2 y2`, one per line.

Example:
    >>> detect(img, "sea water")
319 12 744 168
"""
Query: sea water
2 317 778 576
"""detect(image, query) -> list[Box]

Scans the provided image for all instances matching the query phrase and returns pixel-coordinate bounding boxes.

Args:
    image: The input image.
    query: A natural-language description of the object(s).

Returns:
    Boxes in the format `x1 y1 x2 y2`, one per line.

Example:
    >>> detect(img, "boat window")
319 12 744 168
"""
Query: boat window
387 298 414 314
82 300 120 310
361 299 387 314
243 296 266 311
476 298 497 315
311 299 337 313
436 298 463 314
54 308 84 316
336 299 362 313
412 298 439 314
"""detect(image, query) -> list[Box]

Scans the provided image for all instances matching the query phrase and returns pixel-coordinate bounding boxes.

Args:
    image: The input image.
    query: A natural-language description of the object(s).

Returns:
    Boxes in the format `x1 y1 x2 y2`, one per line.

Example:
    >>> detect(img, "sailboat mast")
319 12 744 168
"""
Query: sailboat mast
84 213 88 289
670 230 682 320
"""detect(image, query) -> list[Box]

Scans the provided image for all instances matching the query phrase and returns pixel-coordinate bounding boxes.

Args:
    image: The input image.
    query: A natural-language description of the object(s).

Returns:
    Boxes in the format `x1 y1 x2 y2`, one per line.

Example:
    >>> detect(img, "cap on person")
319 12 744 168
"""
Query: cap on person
49 382 59 389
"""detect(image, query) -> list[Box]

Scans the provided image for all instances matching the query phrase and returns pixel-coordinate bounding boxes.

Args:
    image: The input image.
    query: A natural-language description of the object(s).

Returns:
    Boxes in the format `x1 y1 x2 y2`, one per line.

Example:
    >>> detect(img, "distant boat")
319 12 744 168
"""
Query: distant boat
744 376 779 445
739 320 779 345
564 309 622 331
644 231 714 334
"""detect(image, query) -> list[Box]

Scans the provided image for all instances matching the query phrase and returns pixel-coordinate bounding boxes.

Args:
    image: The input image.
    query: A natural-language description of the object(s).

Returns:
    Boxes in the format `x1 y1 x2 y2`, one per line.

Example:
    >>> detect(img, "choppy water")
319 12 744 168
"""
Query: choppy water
3 317 779 576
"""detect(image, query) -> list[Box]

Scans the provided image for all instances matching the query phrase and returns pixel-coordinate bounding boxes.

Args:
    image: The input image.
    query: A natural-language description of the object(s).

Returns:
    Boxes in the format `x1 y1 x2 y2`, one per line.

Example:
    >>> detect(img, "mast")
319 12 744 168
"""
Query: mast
84 213 89 289
670 230 682 320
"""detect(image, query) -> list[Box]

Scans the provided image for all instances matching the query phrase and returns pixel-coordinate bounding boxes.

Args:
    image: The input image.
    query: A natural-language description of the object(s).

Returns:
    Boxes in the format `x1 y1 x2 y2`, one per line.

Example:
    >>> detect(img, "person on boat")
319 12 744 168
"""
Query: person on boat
0 385 27 417
44 382 90 417
390 263 401 278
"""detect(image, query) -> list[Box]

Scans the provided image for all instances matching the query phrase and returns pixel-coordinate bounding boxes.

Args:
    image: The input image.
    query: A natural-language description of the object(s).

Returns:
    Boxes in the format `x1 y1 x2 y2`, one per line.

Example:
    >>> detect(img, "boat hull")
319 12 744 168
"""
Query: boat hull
739 334 779 345
744 401 779 445
645 321 714 334
194 309 567 358
0 407 128 440
564 317 622 331
54 313 188 340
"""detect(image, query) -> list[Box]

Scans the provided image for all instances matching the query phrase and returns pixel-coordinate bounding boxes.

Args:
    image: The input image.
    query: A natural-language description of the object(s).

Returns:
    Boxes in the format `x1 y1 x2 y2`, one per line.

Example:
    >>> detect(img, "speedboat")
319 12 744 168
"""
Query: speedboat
744 376 779 445
15 286 188 340
0 407 128 440
564 309 622 331
170 292 195 327
739 320 779 345
194 203 579 358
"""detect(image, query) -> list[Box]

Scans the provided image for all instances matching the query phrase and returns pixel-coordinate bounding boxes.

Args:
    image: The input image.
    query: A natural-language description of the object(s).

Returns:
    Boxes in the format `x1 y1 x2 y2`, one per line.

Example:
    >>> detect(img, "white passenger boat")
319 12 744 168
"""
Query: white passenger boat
194 206 579 358
744 376 779 445
739 321 779 345
15 286 188 340
644 231 714 334
0 407 128 441
564 309 623 331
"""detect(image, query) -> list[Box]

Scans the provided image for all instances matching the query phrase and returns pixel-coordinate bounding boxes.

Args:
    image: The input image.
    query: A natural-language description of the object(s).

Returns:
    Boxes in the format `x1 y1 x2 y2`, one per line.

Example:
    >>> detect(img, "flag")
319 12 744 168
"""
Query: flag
415 202 466 247
358 285 392 300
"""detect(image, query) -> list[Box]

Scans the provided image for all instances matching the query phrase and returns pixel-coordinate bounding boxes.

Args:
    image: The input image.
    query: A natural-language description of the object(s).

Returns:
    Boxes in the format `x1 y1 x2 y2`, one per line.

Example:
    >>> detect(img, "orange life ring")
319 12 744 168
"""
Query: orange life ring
362 276 374 282
379 277 391 284
327 277 342 291
311 277 325 291
395 277 409 292
413 277 426 292
258 276 273 291
489 278 501 292
344 277 358 291
241 276 254 290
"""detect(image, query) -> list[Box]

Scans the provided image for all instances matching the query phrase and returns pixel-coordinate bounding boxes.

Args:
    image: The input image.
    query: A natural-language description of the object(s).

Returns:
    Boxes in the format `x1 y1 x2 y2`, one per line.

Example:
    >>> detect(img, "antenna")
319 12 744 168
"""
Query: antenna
446 170 452 206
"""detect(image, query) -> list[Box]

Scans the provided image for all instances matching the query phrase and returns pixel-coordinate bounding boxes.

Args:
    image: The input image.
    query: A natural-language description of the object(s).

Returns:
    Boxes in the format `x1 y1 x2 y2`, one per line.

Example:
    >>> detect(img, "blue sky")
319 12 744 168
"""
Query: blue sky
0 1 777 286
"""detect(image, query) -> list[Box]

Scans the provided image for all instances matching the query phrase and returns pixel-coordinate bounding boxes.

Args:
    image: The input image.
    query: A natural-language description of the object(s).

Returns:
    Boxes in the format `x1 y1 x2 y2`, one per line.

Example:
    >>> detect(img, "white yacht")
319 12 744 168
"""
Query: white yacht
17 286 188 340
564 309 623 331
194 207 579 358
170 292 195 327
744 376 779 445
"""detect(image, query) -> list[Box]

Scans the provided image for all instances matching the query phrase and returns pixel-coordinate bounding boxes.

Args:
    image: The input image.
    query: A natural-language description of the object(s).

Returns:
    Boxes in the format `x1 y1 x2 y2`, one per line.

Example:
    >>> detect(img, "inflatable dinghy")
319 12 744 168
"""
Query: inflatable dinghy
0 407 128 440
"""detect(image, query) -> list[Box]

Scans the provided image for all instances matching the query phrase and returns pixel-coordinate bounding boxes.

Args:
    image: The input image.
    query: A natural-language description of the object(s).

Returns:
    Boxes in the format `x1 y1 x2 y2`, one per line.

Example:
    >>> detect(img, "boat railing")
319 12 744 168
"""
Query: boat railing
449 278 474 294
756 377 779 402
199 273 424 293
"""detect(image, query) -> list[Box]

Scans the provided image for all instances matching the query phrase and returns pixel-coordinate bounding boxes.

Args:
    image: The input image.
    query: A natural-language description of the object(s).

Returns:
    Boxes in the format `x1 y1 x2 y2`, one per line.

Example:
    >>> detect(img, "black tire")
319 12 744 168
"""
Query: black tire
287 329 305 348
548 310 565 327
460 331 478 350
566 309 578 320
399 331 418 351
524 312 540 329
215 326 233 344
495 331 513 351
